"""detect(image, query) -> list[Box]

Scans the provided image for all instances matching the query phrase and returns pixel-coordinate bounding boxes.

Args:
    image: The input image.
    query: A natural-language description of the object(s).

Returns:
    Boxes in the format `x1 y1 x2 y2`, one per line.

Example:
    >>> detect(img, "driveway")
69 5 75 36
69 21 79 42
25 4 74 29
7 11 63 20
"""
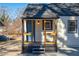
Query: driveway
0 40 21 56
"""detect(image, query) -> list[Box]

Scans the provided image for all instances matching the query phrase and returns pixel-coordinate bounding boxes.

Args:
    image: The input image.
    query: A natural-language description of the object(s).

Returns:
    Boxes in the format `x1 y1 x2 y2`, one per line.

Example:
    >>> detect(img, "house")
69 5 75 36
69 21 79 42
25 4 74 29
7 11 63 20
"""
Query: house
21 3 79 53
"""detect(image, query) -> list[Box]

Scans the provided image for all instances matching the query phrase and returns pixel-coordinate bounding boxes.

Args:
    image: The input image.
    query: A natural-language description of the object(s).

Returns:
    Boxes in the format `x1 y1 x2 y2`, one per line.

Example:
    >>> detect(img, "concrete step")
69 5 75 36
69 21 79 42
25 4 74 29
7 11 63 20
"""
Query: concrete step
32 48 45 53
45 44 57 52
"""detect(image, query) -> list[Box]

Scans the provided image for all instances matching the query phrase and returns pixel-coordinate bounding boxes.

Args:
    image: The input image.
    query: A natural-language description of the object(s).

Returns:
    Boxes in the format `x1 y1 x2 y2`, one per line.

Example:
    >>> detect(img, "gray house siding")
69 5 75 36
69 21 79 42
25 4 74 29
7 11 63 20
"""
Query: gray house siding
57 16 79 48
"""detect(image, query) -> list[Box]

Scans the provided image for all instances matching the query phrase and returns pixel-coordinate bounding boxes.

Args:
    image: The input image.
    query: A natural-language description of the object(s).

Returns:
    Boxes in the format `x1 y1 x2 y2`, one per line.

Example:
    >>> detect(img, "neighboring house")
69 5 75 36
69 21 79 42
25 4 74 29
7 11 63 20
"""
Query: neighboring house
21 3 79 53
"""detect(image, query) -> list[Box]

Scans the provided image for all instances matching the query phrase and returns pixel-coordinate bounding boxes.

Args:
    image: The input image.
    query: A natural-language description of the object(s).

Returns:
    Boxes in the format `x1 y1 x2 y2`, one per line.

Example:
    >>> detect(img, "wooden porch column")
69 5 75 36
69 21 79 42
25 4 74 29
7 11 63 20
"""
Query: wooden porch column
22 19 24 53
32 20 34 42
22 19 27 53
54 19 57 52
24 20 27 41
44 20 46 47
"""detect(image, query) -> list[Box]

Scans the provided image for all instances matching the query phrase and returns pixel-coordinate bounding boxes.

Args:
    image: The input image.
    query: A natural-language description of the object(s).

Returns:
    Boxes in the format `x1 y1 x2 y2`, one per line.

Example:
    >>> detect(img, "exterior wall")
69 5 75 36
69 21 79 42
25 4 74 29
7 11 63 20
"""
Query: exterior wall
35 20 42 42
57 16 68 48
35 20 55 44
67 16 79 47
57 16 79 48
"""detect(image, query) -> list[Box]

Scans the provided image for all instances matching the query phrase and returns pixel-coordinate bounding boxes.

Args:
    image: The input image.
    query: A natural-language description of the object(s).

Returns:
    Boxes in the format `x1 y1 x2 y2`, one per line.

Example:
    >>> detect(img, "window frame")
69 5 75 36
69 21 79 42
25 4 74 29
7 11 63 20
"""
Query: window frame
42 20 53 30
68 20 77 33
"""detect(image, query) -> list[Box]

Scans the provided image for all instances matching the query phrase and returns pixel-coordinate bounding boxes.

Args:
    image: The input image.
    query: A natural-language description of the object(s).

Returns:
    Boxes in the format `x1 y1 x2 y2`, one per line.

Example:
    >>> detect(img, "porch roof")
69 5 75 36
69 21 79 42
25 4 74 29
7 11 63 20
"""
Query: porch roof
22 3 79 19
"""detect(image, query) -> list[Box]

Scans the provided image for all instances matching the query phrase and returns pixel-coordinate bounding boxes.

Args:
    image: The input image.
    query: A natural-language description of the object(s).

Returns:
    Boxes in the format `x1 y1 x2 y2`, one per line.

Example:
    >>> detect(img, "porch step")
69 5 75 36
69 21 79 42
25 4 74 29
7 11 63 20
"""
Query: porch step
32 48 45 53
45 44 57 52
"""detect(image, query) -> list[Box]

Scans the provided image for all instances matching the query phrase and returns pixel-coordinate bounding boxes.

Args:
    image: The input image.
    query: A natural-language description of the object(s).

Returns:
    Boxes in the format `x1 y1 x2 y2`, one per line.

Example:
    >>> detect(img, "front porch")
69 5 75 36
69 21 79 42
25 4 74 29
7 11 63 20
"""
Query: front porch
21 4 60 53
22 19 58 53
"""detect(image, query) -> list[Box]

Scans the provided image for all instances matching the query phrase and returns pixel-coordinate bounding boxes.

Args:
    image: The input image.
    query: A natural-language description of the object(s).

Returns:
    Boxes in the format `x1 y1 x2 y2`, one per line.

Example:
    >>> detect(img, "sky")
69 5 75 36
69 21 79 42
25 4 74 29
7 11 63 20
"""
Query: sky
0 3 27 20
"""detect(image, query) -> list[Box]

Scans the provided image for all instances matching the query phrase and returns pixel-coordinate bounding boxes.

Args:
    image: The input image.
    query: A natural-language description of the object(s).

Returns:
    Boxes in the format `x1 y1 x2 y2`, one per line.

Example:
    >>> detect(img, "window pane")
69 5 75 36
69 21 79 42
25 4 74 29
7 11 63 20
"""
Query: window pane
68 20 77 33
43 20 53 30
46 21 52 30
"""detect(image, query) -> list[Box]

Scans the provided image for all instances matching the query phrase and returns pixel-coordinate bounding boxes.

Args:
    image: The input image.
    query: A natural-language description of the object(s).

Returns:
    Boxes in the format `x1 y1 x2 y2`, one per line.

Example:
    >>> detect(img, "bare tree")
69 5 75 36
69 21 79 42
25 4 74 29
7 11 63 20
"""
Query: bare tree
0 6 12 35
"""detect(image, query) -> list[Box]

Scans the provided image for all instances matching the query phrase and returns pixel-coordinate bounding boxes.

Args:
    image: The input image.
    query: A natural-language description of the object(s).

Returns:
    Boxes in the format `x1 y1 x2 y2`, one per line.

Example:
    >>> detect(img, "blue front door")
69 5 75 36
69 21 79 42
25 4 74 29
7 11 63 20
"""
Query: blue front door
26 20 35 42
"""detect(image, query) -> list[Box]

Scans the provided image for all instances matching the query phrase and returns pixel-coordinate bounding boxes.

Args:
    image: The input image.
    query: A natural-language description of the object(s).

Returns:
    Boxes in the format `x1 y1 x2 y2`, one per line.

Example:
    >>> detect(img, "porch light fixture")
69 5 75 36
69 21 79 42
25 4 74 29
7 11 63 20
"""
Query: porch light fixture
37 20 40 24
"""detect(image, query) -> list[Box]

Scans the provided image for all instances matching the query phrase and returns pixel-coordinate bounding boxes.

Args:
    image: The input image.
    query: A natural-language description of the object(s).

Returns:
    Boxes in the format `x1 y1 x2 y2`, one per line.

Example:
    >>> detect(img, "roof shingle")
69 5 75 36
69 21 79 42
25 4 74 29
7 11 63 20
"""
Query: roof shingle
22 3 79 19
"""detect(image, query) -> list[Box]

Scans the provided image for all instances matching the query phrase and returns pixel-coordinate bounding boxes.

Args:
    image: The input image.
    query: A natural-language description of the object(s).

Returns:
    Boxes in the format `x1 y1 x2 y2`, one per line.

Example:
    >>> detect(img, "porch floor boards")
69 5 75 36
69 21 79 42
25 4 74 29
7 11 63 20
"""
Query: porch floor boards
23 43 57 53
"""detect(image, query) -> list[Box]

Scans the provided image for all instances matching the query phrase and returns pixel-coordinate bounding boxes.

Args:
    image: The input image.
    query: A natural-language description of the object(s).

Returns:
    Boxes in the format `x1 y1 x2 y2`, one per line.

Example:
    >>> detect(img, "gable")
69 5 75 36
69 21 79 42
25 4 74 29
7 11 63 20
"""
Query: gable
42 8 58 18
22 4 59 19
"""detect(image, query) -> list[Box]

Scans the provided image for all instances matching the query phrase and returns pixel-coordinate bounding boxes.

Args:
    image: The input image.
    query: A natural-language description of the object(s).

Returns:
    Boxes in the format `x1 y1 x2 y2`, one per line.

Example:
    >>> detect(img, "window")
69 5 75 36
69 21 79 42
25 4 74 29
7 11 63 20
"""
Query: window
42 20 53 30
68 20 77 33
